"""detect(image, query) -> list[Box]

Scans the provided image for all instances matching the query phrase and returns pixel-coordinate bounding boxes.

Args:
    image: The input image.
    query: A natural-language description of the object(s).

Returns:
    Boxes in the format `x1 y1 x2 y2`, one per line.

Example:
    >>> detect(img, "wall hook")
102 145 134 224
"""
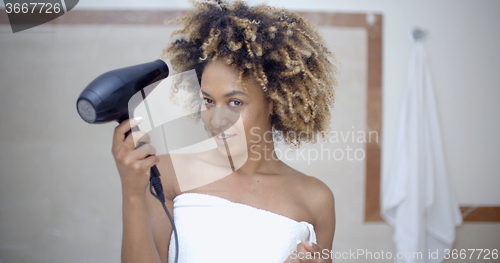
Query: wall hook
410 27 428 42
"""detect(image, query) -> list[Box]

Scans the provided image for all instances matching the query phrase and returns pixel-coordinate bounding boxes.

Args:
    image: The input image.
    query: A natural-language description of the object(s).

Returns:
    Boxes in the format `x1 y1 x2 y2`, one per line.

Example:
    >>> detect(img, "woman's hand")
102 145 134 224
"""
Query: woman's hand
112 117 160 197
284 241 331 263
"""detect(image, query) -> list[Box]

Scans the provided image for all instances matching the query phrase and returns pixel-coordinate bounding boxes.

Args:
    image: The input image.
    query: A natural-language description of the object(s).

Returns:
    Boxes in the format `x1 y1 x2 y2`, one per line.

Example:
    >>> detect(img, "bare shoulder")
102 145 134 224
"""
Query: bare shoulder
293 172 336 248
280 163 335 217
295 173 335 218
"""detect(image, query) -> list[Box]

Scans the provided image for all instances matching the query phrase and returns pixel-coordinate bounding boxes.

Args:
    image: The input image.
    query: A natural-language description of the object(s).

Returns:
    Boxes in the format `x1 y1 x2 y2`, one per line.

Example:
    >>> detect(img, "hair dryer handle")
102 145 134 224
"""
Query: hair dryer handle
124 125 164 201
149 166 164 203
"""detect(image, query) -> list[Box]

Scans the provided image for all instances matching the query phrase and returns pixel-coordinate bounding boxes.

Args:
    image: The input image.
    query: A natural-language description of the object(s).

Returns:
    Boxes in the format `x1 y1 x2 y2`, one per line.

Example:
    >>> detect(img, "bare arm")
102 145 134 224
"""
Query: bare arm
121 192 162 263
309 177 335 253
112 118 177 263
285 176 336 263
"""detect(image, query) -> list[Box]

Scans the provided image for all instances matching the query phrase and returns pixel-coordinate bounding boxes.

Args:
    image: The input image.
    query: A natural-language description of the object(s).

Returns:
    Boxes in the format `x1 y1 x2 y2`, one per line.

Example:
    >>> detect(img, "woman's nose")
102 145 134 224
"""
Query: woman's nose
209 106 230 133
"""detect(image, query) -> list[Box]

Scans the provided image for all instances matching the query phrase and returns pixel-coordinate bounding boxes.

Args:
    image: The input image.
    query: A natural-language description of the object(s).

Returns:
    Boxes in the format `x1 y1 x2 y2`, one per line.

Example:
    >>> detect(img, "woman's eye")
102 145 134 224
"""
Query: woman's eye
229 100 243 107
203 98 214 105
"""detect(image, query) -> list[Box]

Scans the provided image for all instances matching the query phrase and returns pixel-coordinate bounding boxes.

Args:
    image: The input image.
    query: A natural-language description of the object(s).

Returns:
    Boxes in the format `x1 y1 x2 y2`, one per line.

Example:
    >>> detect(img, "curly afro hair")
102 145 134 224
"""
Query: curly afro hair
161 0 338 147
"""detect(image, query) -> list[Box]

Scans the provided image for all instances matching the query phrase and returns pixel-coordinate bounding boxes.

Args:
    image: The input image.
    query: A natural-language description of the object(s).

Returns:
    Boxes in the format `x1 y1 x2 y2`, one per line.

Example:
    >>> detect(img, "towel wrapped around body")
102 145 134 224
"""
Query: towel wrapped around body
168 192 317 263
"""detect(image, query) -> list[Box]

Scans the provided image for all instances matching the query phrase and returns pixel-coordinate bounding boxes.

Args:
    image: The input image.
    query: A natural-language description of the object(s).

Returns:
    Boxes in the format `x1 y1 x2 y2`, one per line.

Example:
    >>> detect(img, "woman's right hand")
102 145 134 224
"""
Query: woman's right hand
111 117 160 197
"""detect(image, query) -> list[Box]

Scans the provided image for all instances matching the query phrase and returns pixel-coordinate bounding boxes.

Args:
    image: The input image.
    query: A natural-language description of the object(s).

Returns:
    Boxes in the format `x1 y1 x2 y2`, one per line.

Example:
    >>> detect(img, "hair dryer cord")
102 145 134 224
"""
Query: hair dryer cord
150 167 179 263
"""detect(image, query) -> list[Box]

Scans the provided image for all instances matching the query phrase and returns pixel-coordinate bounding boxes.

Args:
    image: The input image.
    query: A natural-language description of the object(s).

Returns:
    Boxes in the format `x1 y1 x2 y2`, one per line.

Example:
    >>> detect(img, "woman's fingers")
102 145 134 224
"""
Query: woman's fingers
128 130 152 149
289 241 325 263
140 154 161 168
125 143 157 160
303 241 323 253
111 117 162 198
112 117 143 155
122 153 160 172
116 130 150 158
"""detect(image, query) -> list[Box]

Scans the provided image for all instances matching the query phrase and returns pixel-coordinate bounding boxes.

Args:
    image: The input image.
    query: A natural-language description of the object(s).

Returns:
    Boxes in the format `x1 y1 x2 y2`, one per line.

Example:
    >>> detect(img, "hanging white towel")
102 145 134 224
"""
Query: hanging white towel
381 41 463 263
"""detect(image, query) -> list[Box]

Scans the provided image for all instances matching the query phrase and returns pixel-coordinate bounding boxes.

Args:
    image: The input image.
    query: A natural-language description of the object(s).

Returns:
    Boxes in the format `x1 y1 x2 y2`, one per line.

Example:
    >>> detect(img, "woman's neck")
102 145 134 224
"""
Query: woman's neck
236 133 284 176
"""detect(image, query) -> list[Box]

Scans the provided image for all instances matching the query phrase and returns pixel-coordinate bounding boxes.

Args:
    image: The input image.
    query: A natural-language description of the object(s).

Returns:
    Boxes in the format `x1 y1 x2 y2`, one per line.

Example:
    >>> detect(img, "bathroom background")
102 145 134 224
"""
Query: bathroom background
0 0 499 262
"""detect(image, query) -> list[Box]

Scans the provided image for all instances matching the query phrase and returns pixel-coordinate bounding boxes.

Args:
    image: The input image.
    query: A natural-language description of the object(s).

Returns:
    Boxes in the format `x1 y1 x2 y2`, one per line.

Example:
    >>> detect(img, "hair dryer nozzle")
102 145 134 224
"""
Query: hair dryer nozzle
77 59 169 124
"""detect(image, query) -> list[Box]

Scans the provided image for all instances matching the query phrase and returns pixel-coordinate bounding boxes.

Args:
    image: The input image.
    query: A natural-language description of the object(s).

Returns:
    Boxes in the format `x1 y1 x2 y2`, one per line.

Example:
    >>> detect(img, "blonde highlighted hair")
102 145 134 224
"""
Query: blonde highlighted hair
162 0 338 146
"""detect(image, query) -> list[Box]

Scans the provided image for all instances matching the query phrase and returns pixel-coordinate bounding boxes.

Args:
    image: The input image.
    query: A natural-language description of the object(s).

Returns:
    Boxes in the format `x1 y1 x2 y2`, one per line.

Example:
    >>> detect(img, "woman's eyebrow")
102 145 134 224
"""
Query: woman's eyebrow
201 90 248 98
223 90 248 97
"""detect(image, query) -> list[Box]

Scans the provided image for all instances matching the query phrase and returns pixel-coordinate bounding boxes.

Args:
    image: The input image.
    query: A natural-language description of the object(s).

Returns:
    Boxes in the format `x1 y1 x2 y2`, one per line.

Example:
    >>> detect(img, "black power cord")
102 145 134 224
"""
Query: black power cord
129 137 179 263
130 87 179 263
149 166 179 263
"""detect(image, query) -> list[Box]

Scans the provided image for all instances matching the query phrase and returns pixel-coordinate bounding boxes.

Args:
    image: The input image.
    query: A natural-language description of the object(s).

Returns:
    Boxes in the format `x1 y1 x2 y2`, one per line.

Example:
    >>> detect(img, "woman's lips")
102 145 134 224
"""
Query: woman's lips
214 133 236 145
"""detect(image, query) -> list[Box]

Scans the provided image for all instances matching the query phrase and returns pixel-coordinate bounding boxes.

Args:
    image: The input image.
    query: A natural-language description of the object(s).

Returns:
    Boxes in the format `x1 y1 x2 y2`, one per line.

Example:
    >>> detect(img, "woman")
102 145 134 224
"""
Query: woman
112 1 337 262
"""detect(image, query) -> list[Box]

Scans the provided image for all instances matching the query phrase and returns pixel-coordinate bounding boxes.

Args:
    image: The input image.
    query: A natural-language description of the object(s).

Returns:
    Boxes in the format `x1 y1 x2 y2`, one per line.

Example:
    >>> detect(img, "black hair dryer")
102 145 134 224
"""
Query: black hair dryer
76 59 169 124
76 59 170 200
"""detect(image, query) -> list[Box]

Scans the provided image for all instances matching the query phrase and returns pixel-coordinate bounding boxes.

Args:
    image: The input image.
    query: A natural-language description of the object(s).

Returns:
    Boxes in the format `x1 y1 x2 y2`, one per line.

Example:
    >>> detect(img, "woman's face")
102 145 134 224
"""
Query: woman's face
200 60 273 158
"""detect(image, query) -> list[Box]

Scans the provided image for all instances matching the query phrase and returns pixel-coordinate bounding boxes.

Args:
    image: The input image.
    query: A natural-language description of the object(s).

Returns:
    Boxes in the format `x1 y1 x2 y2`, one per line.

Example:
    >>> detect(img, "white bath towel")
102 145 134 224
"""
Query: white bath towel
381 41 462 263
168 192 316 263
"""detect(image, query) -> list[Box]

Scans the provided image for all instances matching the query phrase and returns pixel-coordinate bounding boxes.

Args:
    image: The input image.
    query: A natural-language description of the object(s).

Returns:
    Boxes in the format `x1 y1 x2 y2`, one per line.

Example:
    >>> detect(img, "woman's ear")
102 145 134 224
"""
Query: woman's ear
268 100 274 116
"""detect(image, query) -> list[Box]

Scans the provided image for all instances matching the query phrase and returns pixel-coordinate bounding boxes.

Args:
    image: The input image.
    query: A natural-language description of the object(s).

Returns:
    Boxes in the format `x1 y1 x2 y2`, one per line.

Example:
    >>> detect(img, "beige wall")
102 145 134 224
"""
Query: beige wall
0 25 177 262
